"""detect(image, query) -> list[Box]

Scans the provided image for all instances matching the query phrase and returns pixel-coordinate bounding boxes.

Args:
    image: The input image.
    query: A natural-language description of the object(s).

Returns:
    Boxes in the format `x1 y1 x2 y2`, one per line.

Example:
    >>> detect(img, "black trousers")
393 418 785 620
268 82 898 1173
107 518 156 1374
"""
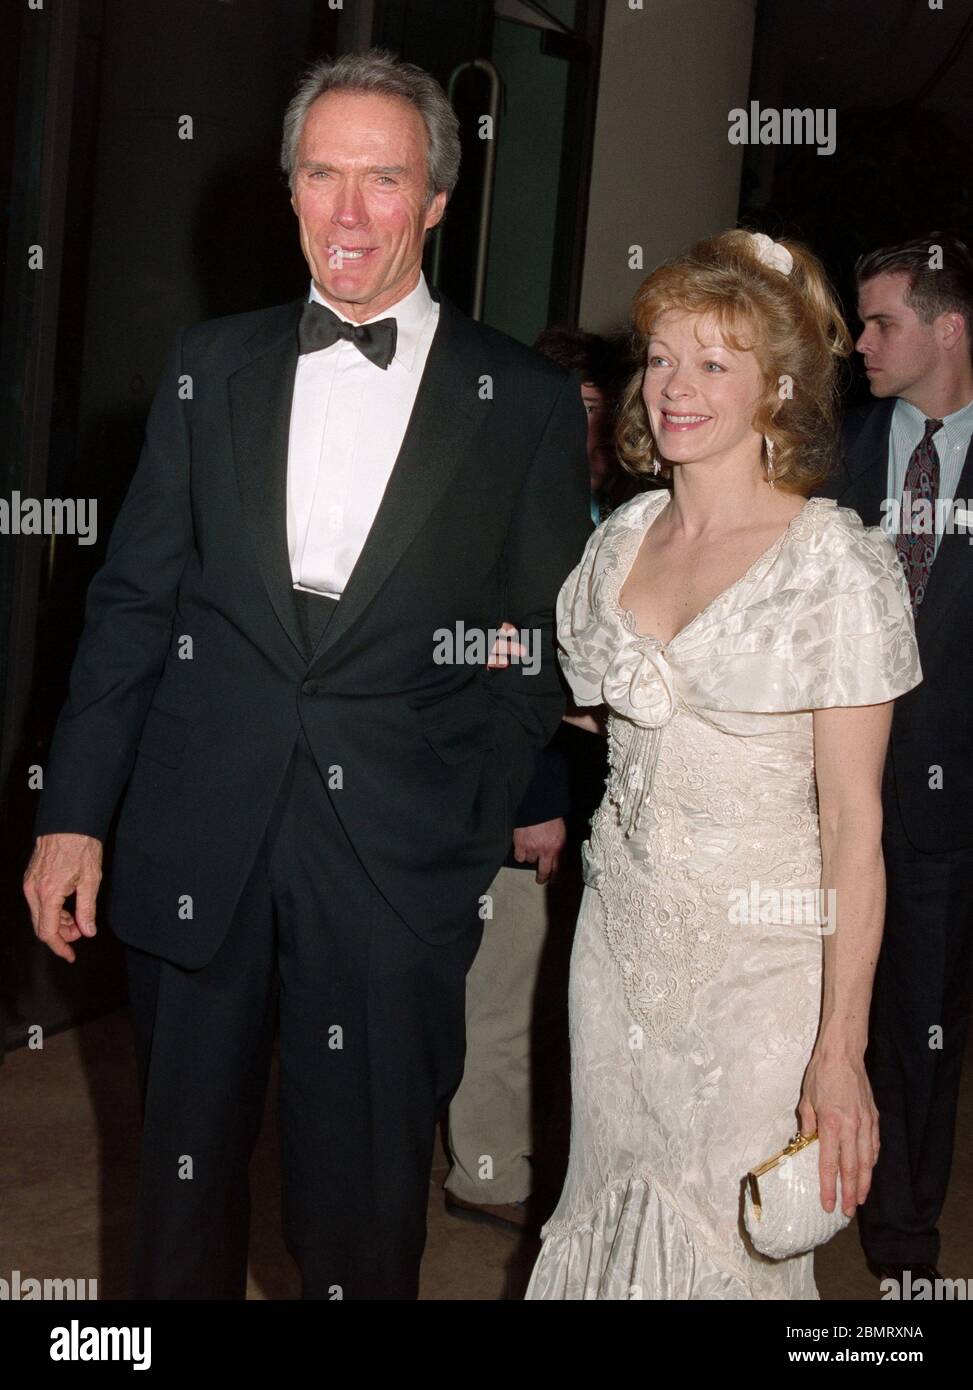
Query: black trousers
858 798 973 1266
125 589 484 1298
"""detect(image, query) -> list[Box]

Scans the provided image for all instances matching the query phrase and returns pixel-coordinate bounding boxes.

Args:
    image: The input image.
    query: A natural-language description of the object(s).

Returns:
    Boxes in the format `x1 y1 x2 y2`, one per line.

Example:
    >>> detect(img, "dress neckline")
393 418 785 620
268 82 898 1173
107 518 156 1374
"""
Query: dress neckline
616 494 823 651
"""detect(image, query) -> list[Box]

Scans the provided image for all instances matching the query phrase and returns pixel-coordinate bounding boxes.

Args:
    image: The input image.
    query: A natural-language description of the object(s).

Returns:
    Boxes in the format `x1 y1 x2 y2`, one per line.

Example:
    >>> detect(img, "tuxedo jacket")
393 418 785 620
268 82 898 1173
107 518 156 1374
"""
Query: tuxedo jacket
34 289 592 967
823 398 973 853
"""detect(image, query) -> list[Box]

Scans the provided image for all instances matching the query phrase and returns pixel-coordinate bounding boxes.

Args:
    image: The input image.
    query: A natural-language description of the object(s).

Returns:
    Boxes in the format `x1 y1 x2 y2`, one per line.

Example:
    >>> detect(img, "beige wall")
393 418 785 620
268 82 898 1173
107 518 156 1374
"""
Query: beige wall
580 0 757 333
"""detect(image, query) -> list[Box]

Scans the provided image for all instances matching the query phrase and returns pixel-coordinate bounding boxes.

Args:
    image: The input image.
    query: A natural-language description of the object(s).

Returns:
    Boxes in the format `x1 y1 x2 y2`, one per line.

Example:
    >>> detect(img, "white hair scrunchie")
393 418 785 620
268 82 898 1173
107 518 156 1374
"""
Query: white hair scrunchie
748 231 794 277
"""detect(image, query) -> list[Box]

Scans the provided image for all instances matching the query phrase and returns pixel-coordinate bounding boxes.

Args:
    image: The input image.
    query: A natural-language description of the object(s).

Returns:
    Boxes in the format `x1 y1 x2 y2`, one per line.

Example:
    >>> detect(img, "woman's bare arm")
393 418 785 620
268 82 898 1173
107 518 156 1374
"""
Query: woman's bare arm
801 699 892 1217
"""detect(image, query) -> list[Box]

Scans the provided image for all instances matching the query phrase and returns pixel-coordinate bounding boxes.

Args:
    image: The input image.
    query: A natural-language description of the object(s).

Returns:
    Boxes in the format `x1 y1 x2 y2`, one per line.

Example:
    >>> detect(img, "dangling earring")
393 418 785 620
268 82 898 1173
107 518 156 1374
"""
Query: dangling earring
653 456 661 476
764 436 776 489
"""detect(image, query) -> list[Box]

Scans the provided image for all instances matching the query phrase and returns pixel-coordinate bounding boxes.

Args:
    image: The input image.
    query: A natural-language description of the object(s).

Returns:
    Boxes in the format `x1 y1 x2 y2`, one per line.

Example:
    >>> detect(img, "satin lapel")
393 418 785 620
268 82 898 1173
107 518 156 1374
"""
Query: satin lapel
914 433 973 648
837 398 895 526
229 299 307 659
306 293 490 666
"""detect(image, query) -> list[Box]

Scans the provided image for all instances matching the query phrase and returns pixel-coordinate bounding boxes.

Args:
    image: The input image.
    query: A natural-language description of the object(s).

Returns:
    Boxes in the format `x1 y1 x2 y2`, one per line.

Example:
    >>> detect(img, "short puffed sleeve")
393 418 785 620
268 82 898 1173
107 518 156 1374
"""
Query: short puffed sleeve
783 508 922 709
674 500 924 718
555 521 617 706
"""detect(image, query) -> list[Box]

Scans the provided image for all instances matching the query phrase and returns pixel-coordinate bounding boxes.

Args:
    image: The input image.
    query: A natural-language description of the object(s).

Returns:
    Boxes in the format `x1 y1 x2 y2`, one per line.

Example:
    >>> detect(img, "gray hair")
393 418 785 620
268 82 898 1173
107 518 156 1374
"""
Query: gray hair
280 48 461 204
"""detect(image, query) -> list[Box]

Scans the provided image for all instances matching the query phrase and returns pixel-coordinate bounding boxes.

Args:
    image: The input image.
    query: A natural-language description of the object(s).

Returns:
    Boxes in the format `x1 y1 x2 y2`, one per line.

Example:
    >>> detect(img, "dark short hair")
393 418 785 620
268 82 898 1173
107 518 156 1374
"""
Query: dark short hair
855 232 973 339
532 326 635 398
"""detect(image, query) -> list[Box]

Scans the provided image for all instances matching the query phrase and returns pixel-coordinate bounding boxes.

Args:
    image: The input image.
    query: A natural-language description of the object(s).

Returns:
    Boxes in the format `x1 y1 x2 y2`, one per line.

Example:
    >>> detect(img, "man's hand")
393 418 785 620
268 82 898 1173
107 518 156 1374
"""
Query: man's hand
490 620 567 881
512 818 566 885
23 834 104 964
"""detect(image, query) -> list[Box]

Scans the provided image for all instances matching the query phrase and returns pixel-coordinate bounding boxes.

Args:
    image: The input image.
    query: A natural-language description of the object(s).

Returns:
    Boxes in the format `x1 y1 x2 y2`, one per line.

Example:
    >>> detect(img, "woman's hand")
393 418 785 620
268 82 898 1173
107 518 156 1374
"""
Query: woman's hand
486 621 525 669
798 1049 880 1218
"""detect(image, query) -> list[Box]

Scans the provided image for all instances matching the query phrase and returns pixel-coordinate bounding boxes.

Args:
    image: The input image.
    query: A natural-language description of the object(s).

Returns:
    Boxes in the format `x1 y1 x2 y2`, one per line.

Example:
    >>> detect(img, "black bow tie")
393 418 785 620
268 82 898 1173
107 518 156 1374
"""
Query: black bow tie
298 299 397 370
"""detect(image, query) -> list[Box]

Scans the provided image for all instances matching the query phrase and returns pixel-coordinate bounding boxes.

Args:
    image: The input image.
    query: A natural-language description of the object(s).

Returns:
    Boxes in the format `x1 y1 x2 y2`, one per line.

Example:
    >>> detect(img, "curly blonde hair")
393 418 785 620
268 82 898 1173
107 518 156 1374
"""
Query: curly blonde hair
616 229 852 494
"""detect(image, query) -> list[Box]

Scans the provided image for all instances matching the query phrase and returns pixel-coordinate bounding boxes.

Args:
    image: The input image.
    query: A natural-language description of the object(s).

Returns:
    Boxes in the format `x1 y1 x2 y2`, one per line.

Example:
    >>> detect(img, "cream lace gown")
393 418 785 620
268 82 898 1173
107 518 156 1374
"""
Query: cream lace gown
525 492 921 1300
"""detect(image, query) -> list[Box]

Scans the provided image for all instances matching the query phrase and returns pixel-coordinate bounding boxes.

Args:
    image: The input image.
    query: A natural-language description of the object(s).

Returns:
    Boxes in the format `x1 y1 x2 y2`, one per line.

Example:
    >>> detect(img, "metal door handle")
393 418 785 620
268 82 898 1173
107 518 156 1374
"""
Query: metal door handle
430 58 501 321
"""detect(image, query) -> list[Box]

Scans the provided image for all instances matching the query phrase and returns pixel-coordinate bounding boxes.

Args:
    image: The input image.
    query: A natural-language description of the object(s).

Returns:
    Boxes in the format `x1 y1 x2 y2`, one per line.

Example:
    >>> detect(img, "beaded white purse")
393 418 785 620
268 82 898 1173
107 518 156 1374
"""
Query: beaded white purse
743 1131 851 1260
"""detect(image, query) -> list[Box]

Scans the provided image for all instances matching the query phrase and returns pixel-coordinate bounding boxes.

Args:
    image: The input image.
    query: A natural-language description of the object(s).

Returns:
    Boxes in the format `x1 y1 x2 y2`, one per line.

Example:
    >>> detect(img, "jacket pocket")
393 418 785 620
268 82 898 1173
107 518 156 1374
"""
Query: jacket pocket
416 685 497 766
136 705 189 769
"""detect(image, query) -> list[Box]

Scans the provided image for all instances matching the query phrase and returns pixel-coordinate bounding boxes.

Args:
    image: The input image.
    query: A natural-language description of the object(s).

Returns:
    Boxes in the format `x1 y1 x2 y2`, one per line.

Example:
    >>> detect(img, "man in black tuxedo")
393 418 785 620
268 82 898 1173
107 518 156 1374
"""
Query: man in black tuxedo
23 50 590 1299
823 233 973 1284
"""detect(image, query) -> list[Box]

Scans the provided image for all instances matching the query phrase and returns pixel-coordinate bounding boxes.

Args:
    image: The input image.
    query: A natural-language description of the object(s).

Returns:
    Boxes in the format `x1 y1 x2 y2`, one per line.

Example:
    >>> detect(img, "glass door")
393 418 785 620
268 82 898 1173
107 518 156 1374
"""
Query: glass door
373 0 604 342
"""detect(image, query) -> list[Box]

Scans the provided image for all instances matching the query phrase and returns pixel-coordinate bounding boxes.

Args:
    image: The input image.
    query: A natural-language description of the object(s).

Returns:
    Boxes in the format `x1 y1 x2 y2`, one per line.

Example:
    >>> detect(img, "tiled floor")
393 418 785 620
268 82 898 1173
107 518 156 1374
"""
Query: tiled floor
1 1008 970 1300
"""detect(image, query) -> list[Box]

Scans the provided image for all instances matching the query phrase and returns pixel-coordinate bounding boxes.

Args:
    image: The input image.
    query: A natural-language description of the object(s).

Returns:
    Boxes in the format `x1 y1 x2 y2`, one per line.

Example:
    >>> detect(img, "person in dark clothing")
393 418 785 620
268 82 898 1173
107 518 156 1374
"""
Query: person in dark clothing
444 329 633 1231
820 231 973 1288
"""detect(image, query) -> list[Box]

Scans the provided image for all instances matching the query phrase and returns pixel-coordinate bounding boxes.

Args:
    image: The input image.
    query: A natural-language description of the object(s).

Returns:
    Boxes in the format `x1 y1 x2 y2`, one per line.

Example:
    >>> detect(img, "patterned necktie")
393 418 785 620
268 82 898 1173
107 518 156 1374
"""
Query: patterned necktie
896 416 942 609
298 299 397 370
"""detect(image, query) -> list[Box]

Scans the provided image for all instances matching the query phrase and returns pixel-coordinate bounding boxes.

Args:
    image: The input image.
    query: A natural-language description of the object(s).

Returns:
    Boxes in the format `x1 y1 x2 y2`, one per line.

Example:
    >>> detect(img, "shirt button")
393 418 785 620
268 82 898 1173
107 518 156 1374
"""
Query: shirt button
302 680 319 696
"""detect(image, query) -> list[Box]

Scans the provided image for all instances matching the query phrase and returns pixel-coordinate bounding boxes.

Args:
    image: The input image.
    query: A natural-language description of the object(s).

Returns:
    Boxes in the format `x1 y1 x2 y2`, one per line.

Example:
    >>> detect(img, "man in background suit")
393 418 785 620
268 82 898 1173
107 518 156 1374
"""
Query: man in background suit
23 50 590 1299
825 232 973 1285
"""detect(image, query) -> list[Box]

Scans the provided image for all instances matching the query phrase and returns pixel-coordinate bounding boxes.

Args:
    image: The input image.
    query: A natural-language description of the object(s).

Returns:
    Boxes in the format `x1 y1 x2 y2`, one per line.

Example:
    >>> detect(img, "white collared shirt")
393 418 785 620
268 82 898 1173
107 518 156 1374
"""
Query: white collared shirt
885 396 973 557
287 271 440 597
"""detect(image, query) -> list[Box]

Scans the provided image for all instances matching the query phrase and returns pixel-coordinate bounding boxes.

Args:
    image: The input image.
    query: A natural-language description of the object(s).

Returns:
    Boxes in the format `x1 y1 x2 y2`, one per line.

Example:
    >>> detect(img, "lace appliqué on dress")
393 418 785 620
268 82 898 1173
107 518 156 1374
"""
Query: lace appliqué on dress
578 501 753 1045
585 718 750 1048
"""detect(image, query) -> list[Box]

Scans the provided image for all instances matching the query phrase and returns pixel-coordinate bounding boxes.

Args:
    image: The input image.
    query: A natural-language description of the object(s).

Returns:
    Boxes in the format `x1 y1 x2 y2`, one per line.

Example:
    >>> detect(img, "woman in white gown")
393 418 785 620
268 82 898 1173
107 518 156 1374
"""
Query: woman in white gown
526 230 922 1300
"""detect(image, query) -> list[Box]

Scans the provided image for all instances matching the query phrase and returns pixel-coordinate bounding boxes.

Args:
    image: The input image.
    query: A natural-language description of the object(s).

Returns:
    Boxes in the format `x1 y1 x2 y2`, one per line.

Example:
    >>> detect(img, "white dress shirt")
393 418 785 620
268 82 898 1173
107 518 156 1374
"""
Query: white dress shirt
287 271 440 597
885 396 973 558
